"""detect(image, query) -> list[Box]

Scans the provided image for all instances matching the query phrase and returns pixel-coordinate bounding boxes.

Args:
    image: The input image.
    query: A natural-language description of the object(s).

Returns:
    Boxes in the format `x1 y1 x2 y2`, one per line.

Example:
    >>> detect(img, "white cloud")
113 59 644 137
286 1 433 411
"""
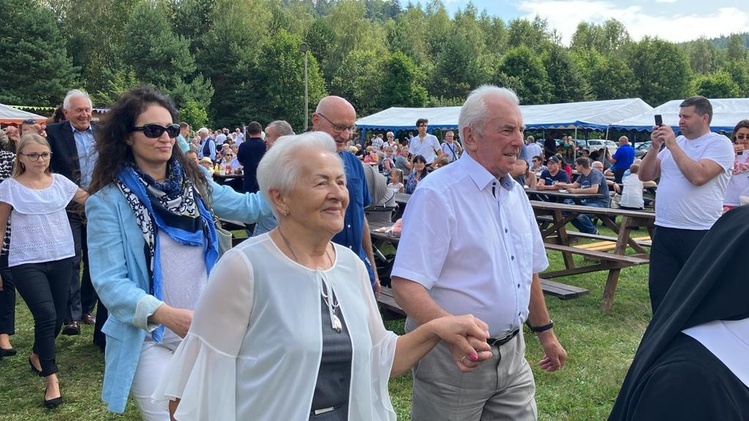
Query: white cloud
516 1 749 45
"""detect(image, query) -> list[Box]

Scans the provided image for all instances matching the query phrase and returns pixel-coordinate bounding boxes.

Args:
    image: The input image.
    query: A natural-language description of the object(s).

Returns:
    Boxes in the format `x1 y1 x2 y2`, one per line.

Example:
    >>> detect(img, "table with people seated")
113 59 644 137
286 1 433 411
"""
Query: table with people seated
523 187 602 204
212 171 243 191
530 200 656 311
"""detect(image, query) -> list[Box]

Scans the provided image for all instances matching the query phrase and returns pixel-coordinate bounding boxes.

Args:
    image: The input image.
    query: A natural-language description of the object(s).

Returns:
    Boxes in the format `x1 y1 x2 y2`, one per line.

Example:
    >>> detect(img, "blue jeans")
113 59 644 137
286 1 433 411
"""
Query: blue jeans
565 200 607 234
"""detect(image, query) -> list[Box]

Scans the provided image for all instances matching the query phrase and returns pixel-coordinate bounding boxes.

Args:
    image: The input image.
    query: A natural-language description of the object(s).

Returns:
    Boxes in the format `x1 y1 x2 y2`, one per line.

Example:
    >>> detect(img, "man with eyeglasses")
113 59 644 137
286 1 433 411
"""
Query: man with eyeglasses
312 96 380 296
409 118 443 166
638 96 734 313
46 89 100 340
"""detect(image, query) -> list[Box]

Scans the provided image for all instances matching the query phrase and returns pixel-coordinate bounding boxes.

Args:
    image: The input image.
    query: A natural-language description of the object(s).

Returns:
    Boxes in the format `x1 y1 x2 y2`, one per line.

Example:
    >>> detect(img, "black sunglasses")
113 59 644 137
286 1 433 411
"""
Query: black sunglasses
132 123 180 138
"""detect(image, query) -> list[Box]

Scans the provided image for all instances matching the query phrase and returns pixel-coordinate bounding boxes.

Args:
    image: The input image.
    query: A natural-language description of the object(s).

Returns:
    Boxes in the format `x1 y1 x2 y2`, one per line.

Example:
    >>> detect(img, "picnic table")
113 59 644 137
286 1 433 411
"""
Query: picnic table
367 218 588 318
212 172 244 191
524 187 601 204
531 201 655 311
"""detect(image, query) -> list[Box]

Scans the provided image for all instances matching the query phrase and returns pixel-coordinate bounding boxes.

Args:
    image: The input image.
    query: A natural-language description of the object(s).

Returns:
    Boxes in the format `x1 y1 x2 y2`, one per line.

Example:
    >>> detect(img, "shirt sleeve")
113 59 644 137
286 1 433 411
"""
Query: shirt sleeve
151 248 254 421
703 137 736 170
391 186 452 289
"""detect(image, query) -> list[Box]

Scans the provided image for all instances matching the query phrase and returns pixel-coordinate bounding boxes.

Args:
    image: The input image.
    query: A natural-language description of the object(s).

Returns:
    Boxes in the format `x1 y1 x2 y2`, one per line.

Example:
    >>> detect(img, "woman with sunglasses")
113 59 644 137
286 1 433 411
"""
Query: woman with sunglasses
85 87 271 419
722 119 749 211
0 134 88 409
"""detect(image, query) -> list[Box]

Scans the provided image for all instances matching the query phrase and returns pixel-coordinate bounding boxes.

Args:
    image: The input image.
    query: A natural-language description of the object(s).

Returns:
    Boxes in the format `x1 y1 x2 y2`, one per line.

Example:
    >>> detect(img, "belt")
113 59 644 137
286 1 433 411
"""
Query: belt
486 329 519 347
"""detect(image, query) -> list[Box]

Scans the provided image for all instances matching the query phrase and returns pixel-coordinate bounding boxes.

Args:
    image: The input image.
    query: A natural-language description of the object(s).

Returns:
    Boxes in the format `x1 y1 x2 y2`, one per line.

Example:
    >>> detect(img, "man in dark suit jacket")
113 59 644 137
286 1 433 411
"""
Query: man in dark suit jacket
237 121 266 193
46 89 101 344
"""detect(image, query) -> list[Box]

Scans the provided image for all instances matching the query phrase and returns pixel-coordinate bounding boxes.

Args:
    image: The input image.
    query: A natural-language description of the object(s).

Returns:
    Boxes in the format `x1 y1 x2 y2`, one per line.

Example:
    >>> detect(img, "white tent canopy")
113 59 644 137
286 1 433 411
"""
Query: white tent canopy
611 98 749 133
356 98 653 132
0 103 46 125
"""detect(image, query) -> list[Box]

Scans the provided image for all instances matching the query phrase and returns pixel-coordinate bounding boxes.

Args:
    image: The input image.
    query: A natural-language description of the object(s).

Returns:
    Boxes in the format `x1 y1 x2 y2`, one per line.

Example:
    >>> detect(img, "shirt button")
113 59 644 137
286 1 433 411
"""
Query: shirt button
347 225 351 228
511 256 515 260
517 284 520 288
505 228 508 233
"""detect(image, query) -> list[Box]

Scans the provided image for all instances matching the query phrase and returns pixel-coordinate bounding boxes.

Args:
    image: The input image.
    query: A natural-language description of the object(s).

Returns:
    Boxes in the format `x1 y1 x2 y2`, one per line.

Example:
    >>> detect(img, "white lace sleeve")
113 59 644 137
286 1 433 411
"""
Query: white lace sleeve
151 248 254 420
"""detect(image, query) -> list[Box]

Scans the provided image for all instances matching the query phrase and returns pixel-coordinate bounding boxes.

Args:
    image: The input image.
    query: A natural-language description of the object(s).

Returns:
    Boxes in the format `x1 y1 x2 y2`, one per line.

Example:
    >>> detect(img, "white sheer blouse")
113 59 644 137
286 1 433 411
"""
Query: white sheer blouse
152 234 398 420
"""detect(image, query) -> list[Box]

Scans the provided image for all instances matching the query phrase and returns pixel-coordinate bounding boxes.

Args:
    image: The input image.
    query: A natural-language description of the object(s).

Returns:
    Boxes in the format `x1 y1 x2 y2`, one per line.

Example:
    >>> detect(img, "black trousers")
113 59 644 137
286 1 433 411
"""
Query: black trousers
12 257 74 376
0 254 15 336
648 226 708 314
66 212 97 322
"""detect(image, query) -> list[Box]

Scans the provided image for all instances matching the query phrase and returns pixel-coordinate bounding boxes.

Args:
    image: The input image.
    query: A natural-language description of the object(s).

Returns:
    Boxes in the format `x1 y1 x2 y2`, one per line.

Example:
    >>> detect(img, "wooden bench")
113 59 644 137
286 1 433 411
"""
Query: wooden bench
378 286 406 318
574 236 651 252
540 279 589 300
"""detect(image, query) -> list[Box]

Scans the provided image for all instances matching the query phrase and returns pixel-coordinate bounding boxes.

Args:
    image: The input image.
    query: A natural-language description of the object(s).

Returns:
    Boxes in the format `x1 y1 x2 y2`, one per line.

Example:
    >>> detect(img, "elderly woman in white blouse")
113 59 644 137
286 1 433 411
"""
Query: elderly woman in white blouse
153 132 491 420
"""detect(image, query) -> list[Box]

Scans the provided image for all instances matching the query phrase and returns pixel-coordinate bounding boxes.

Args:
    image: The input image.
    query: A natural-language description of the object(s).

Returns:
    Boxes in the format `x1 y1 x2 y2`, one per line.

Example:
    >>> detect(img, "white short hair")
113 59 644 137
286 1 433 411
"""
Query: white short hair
63 89 91 111
459 85 519 138
257 132 342 217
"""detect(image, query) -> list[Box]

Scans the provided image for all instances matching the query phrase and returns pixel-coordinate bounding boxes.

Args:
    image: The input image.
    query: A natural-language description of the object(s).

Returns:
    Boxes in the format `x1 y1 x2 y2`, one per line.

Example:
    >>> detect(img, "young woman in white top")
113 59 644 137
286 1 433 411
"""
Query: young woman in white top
0 134 87 409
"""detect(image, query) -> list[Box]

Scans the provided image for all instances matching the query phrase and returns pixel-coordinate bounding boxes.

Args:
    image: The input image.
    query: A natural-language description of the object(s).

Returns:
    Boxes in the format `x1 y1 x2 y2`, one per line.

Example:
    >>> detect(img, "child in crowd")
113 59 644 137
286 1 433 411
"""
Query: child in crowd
388 168 404 193
619 164 645 210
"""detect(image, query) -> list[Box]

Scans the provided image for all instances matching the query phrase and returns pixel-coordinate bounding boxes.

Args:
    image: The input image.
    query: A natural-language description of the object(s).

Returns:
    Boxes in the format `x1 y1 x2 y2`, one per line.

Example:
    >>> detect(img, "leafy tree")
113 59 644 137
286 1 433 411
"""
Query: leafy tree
121 0 212 109
330 49 388 116
496 46 551 104
56 0 137 98
588 55 638 100
383 51 427 107
722 59 749 96
244 29 326 131
570 19 630 57
725 33 748 62
544 45 590 102
688 38 723 75
0 0 78 106
628 37 691 106
179 100 210 128
691 71 741 98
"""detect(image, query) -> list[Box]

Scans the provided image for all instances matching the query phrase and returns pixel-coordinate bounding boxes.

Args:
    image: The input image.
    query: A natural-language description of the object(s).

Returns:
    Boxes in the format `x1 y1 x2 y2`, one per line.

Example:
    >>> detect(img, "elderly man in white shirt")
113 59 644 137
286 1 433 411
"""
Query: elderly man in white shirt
391 85 567 420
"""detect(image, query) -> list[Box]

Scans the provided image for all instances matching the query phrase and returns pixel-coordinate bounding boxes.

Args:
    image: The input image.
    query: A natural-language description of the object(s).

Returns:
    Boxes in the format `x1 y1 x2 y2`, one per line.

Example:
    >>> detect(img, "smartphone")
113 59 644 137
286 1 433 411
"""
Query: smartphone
654 114 663 126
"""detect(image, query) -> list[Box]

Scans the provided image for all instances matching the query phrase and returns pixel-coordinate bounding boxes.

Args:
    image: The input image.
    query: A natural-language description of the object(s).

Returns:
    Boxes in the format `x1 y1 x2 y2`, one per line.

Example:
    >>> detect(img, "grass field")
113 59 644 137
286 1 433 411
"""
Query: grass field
0 227 653 420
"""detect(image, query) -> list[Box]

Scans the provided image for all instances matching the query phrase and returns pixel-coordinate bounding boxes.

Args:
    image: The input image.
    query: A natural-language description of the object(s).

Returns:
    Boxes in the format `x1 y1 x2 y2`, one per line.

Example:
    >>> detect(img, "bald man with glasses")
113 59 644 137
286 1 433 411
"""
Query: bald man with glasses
312 96 380 296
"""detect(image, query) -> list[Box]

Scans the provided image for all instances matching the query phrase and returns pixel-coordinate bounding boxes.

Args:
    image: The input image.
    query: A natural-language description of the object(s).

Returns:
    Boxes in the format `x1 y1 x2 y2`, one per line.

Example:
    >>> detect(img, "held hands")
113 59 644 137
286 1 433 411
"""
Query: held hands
431 315 493 372
651 124 676 150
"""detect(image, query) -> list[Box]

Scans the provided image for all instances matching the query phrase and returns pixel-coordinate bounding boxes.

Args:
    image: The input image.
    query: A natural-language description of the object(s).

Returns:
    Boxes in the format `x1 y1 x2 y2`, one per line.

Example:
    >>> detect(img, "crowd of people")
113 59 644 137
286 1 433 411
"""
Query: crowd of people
0 86 747 419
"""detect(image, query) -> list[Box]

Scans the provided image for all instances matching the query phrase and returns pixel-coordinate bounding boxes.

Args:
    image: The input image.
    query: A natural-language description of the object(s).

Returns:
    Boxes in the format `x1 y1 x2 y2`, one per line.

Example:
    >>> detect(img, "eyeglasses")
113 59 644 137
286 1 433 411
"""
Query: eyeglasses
317 114 356 134
20 152 53 161
737 134 749 140
417 124 428 127
132 123 180 138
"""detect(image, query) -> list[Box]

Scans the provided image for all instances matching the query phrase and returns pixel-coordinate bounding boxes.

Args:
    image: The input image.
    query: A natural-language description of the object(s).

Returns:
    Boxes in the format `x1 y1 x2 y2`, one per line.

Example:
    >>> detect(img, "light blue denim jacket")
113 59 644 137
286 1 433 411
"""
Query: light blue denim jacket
86 178 271 413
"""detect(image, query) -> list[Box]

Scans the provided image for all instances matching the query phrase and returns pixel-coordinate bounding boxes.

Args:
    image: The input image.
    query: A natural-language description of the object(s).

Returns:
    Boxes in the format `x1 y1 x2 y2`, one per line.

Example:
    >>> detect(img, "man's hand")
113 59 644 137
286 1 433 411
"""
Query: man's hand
536 330 567 372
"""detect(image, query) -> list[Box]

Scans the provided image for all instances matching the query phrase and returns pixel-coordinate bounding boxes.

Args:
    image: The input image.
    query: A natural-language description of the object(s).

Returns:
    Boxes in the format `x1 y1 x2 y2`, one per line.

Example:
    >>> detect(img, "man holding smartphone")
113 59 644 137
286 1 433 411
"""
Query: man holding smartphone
638 96 734 313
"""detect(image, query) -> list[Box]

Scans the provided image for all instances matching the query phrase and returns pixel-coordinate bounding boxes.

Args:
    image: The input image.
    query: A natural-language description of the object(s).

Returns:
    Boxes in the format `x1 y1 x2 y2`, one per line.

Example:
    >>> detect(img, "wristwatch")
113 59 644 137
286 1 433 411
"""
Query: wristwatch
528 320 554 333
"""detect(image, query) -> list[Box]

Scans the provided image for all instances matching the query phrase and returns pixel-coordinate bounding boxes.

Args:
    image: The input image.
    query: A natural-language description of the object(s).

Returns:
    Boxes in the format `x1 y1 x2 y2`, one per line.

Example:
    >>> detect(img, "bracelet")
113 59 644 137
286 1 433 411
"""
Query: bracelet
528 320 554 333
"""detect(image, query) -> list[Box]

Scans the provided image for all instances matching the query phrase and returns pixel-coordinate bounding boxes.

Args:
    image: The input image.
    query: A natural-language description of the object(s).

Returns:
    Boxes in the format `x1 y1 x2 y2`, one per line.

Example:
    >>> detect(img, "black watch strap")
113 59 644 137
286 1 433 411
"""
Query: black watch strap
528 320 554 333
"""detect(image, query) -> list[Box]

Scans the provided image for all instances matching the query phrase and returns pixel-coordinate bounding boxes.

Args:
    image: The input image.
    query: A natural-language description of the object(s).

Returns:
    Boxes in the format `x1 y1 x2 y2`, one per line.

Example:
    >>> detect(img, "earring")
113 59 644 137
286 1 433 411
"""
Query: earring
284 209 290 216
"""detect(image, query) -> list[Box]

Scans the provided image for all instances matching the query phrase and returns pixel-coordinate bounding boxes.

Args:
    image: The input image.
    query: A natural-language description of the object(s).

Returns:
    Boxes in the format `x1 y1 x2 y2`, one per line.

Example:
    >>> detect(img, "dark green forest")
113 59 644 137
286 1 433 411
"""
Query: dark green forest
1 0 748 130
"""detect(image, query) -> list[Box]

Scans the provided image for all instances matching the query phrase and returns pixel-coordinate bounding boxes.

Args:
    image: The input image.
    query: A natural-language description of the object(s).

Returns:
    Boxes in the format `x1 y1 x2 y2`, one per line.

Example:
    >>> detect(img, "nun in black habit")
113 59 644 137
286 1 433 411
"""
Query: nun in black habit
609 205 749 421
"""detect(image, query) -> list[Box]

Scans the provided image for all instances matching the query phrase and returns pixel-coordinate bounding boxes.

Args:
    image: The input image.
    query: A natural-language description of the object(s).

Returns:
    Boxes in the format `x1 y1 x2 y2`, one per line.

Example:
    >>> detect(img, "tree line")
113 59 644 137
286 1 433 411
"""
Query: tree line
1 0 748 131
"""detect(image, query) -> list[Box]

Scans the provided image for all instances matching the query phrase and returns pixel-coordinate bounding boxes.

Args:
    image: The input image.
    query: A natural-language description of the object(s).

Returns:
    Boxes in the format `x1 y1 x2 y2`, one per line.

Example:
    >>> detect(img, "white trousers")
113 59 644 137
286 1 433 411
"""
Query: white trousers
131 339 181 421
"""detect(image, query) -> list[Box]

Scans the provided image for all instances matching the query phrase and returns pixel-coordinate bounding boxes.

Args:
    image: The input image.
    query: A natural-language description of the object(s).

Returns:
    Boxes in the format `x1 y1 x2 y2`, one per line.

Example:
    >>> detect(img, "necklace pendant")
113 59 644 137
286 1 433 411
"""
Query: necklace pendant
331 314 342 333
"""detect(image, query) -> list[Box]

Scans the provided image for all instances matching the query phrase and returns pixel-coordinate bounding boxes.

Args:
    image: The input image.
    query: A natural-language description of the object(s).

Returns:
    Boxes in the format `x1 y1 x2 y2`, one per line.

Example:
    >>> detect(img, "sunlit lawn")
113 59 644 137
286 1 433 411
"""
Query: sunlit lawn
0 226 651 420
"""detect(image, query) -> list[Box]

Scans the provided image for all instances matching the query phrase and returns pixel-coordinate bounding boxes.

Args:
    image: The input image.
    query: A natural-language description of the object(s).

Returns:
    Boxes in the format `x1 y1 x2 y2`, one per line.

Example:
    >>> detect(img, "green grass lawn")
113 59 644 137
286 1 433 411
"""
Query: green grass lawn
0 227 652 420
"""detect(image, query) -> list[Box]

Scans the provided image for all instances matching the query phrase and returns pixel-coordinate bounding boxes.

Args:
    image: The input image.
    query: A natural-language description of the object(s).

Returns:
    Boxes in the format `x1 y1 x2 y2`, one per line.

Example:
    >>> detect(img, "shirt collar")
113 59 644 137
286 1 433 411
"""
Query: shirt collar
69 123 92 134
459 152 514 193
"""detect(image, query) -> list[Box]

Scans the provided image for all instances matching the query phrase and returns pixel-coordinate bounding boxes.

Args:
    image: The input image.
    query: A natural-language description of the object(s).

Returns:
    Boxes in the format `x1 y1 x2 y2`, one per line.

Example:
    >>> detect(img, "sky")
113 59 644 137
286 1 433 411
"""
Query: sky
416 0 748 46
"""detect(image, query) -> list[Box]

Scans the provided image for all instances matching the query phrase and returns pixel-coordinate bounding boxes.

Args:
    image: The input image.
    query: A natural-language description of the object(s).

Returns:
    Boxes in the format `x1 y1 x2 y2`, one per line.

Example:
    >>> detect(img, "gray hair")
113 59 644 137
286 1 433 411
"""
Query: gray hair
63 89 92 111
257 132 342 217
459 85 519 138
197 127 209 136
267 120 294 136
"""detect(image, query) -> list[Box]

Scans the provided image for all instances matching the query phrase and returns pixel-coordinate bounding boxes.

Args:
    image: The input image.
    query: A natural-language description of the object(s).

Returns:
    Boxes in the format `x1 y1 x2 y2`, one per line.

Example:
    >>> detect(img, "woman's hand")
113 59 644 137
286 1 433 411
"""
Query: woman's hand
150 304 194 338
430 315 493 372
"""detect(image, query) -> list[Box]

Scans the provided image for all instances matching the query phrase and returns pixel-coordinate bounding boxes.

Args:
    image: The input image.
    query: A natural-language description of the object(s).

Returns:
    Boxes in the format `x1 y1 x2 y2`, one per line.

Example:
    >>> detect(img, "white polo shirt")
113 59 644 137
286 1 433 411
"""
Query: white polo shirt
392 153 548 336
